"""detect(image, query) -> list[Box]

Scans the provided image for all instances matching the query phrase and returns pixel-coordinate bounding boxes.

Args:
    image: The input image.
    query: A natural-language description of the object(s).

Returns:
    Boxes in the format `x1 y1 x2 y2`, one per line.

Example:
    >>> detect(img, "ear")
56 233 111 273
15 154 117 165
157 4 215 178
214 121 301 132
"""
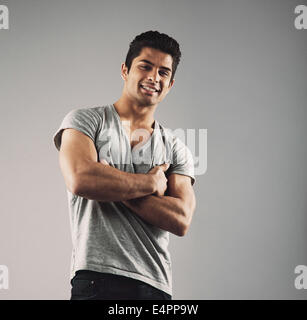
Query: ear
121 63 129 80
168 78 175 89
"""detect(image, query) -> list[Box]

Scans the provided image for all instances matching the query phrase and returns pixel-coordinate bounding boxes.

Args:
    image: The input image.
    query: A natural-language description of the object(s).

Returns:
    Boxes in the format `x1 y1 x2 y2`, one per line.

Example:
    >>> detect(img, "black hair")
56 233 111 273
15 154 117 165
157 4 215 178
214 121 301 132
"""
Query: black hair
124 30 181 84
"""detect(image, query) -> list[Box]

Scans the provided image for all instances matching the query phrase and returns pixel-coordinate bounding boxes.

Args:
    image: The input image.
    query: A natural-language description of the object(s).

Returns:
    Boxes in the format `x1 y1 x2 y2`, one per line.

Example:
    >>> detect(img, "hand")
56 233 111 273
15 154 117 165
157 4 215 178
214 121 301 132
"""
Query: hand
100 158 169 198
100 159 109 165
148 163 170 196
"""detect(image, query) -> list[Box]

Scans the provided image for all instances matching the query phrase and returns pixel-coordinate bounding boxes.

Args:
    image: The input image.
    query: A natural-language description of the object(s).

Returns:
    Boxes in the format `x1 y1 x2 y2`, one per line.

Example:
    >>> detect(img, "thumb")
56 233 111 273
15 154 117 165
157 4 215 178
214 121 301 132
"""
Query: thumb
100 158 109 165
159 163 170 172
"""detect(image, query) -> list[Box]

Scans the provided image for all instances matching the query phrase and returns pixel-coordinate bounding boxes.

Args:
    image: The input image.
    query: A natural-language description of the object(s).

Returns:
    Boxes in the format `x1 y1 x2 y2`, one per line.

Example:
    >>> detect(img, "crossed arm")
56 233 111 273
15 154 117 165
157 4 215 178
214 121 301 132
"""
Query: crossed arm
59 128 196 236
122 174 196 236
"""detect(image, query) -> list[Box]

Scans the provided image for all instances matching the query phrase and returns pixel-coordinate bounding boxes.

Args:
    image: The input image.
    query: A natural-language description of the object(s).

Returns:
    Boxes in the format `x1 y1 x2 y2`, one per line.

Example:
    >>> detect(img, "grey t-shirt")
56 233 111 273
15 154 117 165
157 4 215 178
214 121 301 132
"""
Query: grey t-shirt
53 104 195 295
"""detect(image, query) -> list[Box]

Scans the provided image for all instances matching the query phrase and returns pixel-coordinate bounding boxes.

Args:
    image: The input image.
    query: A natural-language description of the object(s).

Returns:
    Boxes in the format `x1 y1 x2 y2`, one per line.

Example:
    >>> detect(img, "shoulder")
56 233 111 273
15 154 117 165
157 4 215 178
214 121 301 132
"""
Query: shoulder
64 105 108 121
53 105 110 151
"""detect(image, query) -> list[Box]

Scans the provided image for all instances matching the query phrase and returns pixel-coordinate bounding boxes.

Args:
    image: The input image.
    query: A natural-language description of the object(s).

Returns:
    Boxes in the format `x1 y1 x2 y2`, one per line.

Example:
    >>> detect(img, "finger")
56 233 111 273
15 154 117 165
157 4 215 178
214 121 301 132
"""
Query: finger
100 158 109 165
147 166 157 173
159 163 170 171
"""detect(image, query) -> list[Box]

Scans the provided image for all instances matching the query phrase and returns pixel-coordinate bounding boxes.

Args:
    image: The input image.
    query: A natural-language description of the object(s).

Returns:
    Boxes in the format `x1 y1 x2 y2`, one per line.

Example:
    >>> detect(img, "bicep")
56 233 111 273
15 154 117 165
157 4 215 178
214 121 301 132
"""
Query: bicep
59 128 98 192
166 173 196 214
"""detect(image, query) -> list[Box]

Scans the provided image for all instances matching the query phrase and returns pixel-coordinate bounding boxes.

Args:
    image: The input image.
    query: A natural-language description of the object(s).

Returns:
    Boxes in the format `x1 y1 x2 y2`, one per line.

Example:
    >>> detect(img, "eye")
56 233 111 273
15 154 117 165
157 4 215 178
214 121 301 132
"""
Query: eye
139 65 150 70
159 70 169 77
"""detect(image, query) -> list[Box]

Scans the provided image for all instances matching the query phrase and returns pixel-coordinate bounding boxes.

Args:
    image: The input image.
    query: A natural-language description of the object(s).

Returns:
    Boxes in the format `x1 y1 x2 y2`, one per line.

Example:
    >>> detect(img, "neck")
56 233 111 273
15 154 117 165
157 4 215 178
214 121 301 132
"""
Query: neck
113 96 156 128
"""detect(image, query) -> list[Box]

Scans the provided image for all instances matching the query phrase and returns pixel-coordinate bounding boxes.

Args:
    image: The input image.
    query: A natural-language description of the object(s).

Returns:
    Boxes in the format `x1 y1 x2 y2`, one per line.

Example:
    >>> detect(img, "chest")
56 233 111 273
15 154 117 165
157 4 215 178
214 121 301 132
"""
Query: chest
95 113 171 173
95 125 156 173
120 122 154 149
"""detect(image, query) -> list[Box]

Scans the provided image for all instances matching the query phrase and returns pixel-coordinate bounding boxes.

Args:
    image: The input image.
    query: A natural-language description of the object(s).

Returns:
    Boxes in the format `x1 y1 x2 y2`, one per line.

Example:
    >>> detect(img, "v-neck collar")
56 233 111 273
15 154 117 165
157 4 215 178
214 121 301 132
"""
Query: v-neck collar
110 104 158 151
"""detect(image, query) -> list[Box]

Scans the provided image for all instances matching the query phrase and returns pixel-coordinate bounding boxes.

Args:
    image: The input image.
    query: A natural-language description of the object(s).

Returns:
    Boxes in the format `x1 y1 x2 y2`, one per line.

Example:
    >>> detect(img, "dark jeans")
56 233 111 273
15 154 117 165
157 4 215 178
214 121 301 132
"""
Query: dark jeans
70 270 172 300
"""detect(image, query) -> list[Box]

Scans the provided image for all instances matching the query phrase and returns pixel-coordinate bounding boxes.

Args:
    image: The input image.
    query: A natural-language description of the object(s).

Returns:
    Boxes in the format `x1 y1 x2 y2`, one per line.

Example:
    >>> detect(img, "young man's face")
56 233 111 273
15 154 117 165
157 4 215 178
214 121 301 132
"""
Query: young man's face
121 47 175 107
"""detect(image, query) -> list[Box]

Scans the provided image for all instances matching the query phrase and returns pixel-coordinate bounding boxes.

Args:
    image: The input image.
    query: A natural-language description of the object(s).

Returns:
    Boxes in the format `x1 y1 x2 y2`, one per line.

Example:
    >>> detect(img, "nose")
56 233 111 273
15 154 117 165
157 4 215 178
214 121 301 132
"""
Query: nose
147 68 160 83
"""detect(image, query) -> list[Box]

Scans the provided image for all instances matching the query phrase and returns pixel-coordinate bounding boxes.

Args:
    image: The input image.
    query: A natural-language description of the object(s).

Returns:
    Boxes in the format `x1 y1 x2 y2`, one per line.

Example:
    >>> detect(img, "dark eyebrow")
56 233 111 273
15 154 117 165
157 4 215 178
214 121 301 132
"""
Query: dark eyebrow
139 59 172 73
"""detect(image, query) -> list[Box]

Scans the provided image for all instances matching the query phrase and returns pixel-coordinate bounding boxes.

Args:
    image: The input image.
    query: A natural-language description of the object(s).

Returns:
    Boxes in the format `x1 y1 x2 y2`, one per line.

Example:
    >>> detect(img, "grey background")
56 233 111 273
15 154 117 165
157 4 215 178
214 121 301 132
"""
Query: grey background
0 0 306 299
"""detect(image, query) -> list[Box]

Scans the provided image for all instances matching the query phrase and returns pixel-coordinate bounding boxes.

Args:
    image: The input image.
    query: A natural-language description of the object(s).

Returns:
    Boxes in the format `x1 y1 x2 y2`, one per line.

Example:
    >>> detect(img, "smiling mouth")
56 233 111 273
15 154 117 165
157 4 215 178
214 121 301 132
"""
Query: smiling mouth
140 84 160 94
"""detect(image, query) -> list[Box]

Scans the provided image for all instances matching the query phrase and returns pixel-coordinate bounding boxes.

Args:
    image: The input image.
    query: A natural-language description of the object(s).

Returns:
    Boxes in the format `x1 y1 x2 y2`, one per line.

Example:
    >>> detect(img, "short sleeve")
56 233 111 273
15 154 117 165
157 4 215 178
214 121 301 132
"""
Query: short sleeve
168 136 196 186
53 108 101 151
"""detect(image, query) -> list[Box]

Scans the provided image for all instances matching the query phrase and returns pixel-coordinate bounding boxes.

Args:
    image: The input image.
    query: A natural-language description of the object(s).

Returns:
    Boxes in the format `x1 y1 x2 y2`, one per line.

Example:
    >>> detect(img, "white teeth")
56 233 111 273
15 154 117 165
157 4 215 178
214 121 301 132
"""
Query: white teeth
141 85 157 92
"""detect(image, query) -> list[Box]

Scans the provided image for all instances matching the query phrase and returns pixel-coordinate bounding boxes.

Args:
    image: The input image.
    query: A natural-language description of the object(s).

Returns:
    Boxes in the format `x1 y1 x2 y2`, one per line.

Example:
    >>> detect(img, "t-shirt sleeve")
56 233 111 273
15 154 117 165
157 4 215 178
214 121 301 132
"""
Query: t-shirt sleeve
53 108 101 151
167 136 196 186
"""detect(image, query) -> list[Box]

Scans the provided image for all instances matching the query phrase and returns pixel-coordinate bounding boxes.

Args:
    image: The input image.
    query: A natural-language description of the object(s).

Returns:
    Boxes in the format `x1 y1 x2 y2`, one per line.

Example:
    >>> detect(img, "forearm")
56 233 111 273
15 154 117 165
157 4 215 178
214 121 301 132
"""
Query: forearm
123 195 190 236
74 161 155 202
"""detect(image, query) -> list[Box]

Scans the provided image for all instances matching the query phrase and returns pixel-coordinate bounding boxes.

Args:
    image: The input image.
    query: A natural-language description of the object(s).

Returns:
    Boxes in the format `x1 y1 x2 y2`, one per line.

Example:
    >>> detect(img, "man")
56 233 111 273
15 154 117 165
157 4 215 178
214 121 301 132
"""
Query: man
53 30 196 300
